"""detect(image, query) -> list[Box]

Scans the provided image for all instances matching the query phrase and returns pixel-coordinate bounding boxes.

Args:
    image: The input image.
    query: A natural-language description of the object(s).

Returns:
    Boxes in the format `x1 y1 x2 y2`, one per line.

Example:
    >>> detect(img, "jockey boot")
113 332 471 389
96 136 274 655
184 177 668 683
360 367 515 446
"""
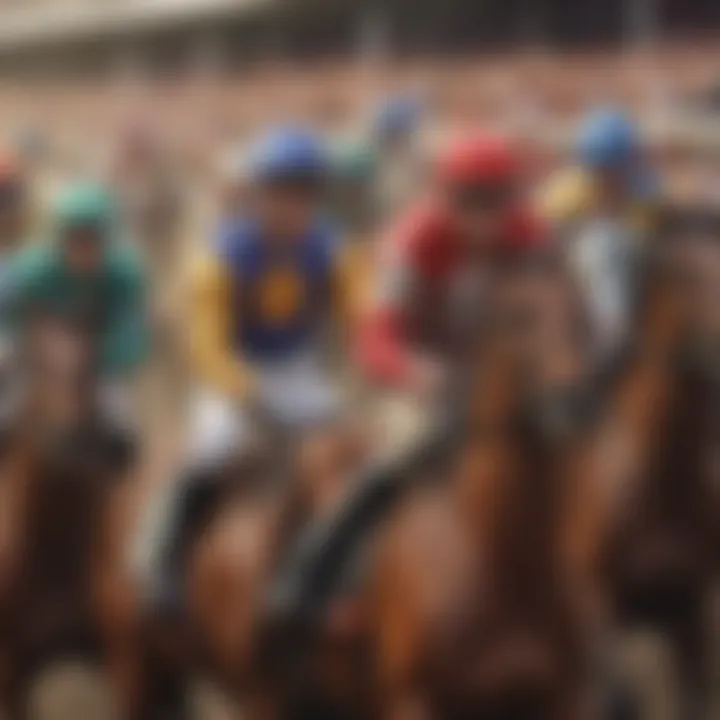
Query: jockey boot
264 416 459 645
146 464 225 620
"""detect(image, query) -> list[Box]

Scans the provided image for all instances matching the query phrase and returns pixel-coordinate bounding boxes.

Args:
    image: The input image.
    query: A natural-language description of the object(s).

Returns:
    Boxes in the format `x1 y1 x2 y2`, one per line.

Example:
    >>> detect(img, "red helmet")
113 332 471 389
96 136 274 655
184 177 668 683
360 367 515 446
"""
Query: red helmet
437 134 520 188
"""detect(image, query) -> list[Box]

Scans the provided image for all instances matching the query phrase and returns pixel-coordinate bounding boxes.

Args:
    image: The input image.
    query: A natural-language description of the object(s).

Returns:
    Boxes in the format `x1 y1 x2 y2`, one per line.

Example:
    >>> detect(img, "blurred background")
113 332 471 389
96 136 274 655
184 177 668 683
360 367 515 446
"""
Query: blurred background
0 1 717 159
0 0 715 222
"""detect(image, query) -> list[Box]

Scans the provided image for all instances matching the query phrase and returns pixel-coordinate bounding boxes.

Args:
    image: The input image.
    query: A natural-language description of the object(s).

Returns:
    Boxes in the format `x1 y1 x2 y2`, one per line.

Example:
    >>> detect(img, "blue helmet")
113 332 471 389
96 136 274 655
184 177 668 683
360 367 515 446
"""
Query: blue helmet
372 96 422 141
577 109 641 171
249 127 329 184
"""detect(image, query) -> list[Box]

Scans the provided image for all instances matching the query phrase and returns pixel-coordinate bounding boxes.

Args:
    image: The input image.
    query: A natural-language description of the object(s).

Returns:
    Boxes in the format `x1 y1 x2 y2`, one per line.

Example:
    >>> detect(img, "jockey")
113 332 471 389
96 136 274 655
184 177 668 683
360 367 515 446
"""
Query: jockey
330 138 378 237
372 95 423 152
539 109 662 360
359 133 546 394
329 138 379 307
140 126 359 617
266 132 546 638
371 95 426 218
0 183 148 463
539 108 662 233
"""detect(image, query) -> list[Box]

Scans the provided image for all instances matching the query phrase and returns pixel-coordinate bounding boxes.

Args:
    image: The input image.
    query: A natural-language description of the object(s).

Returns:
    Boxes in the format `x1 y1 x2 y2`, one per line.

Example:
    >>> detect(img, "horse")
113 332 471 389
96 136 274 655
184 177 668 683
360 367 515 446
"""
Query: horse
369 256 597 719
0 315 149 720
128 406 371 719
570 211 720 718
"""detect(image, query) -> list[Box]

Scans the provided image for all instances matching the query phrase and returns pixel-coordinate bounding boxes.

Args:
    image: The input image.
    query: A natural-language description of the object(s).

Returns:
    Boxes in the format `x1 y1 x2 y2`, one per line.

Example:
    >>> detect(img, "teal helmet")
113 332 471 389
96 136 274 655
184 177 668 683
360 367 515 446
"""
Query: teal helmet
332 139 376 183
53 184 118 241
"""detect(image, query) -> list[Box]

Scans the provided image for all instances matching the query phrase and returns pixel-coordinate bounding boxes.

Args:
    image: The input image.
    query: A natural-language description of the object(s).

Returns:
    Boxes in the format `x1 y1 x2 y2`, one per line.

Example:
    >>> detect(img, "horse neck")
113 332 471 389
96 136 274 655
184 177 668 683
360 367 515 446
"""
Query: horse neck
26 363 97 431
613 354 712 505
456 425 566 602
654 368 714 500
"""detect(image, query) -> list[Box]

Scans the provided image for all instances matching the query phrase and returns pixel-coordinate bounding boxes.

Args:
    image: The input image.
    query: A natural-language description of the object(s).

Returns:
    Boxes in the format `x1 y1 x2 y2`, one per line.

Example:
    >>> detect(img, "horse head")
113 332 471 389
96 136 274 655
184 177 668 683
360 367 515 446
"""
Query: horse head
0 315 117 673
18 313 102 472
452 254 592 715
601 206 720 634
467 252 592 447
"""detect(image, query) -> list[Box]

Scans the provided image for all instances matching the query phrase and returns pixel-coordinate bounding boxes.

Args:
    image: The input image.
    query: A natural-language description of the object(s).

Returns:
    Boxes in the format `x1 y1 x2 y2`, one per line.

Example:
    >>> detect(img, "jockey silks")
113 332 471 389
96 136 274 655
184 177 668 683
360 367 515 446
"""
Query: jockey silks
214 218 338 362
0 240 148 378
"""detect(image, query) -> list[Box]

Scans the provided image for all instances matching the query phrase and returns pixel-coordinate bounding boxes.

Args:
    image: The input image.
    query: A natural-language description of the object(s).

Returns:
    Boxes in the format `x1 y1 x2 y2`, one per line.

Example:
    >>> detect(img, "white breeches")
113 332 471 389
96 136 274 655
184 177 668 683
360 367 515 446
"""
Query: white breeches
189 351 341 465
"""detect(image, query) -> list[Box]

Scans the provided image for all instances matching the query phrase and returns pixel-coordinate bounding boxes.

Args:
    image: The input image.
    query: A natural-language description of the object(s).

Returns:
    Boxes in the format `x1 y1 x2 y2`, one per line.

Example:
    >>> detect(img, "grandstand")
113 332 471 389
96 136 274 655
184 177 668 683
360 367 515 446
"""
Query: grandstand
0 0 715 164
0 1 717 80
0 1 270 50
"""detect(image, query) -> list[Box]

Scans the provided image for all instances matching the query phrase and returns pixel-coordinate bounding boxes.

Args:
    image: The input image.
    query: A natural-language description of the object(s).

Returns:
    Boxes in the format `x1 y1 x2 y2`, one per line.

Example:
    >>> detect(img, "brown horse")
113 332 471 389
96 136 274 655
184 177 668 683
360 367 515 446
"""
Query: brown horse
369 258 596 719
571 214 720 717
0 316 149 720
149 418 372 719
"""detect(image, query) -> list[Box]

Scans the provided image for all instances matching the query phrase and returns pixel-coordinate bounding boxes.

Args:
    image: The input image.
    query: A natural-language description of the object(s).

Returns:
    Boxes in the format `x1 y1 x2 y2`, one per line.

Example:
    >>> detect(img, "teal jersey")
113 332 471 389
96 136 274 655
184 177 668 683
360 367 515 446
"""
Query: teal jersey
2 241 150 377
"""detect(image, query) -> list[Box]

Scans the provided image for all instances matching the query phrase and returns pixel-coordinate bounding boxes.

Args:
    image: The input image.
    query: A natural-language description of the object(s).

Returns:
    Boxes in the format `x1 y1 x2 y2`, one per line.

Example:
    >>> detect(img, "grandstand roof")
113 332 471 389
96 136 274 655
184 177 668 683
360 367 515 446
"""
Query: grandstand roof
0 0 274 50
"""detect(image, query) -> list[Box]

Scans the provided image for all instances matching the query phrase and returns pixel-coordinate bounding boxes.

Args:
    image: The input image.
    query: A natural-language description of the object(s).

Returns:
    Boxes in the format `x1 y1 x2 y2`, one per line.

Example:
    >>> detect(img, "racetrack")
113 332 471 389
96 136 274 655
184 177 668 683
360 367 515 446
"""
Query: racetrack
22 592 720 720
27 666 235 720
